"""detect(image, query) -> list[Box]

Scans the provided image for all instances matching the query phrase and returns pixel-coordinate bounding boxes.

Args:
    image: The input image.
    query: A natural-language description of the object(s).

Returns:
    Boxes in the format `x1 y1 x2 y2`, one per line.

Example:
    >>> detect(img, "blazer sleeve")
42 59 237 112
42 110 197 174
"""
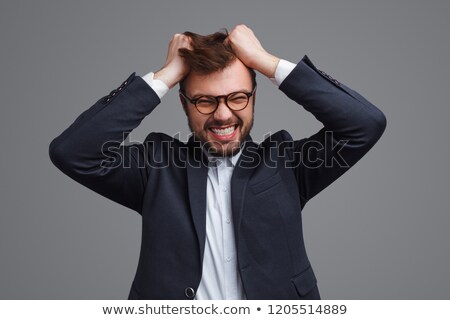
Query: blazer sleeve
49 73 160 213
279 55 387 207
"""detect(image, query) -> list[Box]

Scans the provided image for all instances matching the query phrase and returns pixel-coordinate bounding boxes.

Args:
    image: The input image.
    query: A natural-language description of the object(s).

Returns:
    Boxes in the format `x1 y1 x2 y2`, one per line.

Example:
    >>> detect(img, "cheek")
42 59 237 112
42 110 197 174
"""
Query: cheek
240 109 253 127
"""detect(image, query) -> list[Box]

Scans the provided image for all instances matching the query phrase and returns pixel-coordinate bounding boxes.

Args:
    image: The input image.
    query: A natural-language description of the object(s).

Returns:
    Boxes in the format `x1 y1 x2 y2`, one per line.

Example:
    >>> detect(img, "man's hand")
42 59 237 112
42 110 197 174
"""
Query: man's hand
226 25 280 78
154 34 192 89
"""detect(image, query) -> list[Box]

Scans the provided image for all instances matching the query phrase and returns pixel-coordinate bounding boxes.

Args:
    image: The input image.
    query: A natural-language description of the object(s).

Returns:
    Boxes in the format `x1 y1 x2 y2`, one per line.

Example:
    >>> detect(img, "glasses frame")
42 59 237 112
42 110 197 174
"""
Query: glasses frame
179 85 257 115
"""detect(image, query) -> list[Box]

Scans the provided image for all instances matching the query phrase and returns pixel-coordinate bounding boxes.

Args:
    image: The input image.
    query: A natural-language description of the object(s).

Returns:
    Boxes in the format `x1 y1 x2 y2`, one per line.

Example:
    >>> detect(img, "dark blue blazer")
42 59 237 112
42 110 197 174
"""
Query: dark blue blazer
49 55 386 299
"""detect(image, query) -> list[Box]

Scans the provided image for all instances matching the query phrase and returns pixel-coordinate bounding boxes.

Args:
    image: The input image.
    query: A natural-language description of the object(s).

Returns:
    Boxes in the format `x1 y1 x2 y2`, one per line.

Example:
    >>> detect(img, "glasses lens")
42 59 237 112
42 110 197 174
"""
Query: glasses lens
227 92 249 110
196 96 217 114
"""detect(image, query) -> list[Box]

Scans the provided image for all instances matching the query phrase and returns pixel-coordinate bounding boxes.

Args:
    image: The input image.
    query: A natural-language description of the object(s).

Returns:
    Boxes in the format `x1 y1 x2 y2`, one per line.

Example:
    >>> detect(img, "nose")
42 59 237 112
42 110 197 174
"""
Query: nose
212 98 233 122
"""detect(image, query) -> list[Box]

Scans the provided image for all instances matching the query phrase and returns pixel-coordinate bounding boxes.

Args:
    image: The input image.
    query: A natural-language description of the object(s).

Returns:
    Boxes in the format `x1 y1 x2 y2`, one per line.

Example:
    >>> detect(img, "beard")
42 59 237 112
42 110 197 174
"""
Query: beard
187 115 254 157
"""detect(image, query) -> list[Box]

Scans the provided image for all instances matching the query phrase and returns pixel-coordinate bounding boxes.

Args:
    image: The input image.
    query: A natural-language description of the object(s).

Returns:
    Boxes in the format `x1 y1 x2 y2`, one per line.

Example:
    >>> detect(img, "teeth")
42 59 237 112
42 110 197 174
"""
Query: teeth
211 126 235 136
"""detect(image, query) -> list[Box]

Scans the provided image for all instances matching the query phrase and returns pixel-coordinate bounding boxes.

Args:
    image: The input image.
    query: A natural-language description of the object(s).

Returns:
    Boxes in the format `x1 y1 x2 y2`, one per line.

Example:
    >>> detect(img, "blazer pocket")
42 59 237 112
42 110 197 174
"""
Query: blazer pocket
250 173 282 195
291 265 317 296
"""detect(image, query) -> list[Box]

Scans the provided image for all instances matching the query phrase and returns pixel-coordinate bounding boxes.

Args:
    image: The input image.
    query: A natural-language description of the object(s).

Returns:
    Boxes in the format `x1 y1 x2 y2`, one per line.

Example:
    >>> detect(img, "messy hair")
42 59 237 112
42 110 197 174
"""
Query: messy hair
179 30 257 92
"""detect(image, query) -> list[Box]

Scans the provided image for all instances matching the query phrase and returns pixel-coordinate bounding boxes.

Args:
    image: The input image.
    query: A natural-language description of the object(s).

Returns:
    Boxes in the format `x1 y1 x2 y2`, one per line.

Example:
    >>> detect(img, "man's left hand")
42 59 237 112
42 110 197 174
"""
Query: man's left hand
226 24 280 78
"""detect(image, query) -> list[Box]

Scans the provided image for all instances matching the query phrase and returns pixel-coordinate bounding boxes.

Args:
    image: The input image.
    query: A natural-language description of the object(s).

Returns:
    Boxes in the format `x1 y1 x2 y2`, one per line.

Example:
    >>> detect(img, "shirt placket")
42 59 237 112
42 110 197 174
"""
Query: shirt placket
217 159 238 299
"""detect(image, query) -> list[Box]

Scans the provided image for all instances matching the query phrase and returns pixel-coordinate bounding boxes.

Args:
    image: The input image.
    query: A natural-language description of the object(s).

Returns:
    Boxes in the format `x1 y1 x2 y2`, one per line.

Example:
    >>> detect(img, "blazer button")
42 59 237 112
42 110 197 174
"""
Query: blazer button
185 287 196 299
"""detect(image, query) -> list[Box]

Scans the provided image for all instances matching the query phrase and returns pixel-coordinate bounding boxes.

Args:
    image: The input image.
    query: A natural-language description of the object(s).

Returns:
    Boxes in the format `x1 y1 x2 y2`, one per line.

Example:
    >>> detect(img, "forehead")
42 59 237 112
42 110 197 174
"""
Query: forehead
184 59 253 96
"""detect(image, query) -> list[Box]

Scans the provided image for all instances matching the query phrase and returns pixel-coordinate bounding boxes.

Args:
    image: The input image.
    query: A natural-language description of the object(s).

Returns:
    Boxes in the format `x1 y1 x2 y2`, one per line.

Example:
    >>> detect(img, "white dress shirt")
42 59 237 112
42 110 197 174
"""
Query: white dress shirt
196 150 244 299
142 59 296 299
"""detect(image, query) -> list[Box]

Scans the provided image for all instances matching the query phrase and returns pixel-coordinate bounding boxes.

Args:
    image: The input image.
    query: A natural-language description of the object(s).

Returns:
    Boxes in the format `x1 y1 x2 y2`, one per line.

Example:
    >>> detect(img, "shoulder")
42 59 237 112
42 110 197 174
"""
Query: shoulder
260 130 294 147
142 132 189 164
250 130 296 164
143 132 190 146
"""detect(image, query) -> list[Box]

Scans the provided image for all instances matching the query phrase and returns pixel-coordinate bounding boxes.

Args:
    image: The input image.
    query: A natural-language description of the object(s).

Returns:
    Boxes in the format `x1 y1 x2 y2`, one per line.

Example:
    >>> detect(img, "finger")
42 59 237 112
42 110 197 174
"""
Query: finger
182 34 192 47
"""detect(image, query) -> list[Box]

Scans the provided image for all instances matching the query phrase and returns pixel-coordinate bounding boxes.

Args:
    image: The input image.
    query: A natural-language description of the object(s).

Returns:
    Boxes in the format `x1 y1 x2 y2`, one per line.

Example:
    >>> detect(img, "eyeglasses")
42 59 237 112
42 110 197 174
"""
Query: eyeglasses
179 86 257 115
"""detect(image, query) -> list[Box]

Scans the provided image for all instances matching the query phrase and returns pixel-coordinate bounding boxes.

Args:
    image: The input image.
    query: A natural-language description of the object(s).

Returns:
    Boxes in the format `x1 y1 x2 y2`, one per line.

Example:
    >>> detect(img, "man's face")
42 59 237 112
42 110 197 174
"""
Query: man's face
181 59 255 157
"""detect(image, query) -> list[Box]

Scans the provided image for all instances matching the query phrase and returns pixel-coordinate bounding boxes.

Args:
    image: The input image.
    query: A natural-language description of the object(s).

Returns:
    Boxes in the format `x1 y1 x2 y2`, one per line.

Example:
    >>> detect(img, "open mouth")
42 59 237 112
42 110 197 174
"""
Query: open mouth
209 125 238 140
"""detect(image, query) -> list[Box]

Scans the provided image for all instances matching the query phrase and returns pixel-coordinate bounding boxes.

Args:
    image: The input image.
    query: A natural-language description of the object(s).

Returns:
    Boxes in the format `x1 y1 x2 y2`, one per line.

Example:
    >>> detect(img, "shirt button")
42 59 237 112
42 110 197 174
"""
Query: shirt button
222 186 228 192
226 218 231 224
226 257 231 262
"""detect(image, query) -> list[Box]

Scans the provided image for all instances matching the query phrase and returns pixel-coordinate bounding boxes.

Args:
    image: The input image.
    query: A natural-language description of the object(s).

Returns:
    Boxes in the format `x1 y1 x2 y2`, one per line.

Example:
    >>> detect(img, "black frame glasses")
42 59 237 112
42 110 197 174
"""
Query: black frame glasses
179 86 257 115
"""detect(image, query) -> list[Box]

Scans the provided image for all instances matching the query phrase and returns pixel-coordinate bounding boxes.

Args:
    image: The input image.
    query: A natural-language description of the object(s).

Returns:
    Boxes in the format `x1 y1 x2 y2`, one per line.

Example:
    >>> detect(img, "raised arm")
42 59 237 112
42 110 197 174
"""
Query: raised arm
280 55 386 205
49 34 191 213
227 24 386 207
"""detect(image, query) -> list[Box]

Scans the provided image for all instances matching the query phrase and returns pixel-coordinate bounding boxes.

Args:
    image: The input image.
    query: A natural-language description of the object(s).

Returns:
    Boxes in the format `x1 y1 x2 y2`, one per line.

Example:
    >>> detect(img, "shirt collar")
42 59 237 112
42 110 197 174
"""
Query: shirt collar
205 148 242 168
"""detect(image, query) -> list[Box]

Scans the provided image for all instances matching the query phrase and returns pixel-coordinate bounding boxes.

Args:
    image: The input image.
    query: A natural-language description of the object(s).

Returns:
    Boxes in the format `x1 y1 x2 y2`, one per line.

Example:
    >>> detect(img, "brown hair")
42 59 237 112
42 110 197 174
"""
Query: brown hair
179 30 256 92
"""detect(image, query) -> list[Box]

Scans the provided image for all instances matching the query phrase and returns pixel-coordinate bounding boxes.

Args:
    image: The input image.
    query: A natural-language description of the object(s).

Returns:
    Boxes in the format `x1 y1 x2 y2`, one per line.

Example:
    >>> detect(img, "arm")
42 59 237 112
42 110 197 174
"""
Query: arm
227 25 386 206
49 75 159 213
49 34 191 213
280 55 386 205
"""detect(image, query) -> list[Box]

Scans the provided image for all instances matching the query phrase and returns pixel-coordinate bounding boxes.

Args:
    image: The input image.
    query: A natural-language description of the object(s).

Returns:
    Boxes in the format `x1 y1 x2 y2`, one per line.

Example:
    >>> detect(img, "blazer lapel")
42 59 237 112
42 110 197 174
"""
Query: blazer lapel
230 135 259 243
186 136 209 264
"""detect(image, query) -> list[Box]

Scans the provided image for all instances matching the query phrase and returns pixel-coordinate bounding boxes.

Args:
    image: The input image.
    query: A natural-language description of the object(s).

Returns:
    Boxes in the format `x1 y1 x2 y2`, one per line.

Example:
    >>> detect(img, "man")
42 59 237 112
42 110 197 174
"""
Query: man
49 25 386 299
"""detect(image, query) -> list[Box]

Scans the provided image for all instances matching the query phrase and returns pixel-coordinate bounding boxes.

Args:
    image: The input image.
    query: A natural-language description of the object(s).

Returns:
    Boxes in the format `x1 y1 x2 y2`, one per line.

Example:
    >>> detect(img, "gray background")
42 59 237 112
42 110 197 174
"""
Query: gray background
1 0 449 299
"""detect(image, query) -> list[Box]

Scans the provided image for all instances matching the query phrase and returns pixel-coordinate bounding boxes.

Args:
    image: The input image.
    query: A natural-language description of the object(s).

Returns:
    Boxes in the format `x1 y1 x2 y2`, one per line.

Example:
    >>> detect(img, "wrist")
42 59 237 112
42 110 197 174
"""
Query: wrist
154 66 184 89
251 52 280 78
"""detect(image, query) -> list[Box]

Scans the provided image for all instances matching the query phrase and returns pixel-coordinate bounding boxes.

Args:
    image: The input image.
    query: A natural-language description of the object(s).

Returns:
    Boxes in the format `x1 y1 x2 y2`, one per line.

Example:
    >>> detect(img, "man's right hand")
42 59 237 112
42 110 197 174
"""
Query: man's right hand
154 34 192 89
